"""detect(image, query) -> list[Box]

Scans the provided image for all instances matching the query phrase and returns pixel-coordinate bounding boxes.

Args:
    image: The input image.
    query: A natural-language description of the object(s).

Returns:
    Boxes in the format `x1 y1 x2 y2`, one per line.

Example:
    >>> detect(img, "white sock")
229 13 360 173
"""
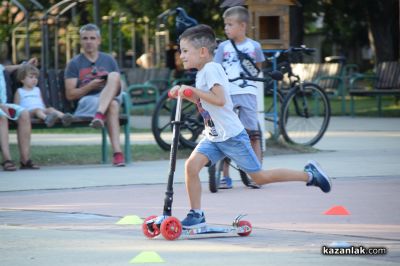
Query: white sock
307 171 313 183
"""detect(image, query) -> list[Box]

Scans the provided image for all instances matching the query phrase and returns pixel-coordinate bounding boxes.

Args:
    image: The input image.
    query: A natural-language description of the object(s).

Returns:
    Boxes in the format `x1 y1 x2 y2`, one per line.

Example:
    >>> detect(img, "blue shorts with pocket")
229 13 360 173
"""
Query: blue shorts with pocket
194 129 261 173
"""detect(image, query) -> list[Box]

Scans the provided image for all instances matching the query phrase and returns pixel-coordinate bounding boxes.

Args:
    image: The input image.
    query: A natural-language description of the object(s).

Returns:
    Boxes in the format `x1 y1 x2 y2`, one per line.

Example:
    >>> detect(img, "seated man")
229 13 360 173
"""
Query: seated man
0 58 40 171
64 23 125 167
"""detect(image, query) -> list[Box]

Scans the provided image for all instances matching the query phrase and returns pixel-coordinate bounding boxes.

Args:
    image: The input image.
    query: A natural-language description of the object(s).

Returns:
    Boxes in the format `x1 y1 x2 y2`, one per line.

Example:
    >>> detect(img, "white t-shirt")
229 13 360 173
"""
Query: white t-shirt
17 87 45 111
195 62 244 142
214 38 265 95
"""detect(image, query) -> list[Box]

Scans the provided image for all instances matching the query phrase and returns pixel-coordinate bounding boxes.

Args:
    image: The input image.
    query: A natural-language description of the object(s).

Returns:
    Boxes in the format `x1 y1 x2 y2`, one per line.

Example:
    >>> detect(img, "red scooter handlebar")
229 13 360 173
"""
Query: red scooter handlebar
168 88 193 98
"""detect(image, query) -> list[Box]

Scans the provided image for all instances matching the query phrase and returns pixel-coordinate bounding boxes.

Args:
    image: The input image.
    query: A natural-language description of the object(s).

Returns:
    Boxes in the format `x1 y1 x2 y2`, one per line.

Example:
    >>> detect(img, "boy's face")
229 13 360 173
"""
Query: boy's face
80 30 101 54
224 17 246 40
22 72 38 88
179 39 203 70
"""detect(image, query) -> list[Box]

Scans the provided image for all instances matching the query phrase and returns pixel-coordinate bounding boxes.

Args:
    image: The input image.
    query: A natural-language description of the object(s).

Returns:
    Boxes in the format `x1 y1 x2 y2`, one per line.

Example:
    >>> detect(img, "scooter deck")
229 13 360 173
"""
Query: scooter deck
143 214 252 240
182 224 249 236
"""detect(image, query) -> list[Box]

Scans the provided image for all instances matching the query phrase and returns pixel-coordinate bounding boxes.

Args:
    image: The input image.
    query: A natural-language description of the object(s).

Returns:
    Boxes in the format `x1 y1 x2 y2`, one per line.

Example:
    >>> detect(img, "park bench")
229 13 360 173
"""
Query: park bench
284 63 347 114
5 69 131 164
348 61 400 116
278 62 361 114
121 67 172 113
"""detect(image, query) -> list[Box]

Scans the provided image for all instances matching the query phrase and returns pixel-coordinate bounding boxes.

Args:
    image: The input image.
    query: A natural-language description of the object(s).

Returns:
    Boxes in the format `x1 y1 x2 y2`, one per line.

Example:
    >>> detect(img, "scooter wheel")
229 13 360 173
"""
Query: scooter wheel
237 220 252 237
142 215 160 238
160 216 182 240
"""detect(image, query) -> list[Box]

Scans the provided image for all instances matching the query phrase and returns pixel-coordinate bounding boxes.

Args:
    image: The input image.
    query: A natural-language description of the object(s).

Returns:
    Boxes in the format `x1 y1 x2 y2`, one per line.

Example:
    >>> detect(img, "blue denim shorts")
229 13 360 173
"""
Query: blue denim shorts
194 129 261 173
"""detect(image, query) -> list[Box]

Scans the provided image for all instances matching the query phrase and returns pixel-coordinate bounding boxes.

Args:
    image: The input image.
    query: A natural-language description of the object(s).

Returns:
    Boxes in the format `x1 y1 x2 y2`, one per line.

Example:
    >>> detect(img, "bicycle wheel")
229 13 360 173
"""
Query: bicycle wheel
176 101 204 149
208 160 223 193
151 90 204 151
280 82 331 146
151 90 175 150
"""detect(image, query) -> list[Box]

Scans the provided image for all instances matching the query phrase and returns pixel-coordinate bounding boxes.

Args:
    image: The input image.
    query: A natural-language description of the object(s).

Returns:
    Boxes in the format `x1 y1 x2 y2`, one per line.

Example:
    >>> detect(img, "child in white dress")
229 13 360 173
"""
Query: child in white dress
14 64 73 127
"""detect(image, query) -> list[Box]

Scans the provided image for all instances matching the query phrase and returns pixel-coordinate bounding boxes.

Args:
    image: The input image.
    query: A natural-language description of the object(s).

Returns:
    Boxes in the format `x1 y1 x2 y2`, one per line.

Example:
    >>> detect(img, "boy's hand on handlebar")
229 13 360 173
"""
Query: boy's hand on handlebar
168 85 194 98
168 85 181 98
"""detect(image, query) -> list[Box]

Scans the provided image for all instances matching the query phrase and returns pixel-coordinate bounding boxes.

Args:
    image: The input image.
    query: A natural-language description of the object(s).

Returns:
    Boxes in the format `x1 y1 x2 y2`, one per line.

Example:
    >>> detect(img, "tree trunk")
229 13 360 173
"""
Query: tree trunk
289 4 304 47
366 0 399 62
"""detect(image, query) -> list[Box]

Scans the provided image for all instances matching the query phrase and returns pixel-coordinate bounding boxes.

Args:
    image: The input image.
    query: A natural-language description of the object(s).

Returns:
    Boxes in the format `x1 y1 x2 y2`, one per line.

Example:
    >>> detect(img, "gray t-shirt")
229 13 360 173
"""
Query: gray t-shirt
64 52 120 116
65 52 119 96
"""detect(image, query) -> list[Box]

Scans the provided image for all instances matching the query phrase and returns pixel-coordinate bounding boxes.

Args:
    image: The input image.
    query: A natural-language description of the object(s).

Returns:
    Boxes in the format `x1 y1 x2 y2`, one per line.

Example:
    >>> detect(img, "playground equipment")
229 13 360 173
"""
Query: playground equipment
155 7 197 67
9 0 44 63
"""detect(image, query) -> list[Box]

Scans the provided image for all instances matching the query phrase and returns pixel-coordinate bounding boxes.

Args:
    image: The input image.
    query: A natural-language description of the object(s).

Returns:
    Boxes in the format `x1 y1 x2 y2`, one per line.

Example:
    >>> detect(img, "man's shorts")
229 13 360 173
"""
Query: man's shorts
74 92 122 117
194 129 261 173
231 94 258 131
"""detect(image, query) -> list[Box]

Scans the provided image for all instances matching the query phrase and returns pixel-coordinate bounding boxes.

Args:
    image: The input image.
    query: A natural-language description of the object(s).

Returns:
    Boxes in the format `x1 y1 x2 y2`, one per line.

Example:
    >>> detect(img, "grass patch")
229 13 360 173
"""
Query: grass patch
8 127 151 134
6 139 315 167
265 94 400 117
329 96 400 117
8 144 193 166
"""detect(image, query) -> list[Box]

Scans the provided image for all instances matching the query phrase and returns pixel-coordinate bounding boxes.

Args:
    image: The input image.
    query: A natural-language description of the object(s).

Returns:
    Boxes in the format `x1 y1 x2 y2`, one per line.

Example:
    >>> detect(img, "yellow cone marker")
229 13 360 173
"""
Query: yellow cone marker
116 215 143 225
129 251 164 263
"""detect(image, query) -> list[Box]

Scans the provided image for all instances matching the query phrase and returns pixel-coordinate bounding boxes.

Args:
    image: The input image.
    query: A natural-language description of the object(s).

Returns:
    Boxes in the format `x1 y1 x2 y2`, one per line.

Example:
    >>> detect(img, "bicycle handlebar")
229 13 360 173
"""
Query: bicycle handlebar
289 46 316 54
229 70 283 83
268 46 317 59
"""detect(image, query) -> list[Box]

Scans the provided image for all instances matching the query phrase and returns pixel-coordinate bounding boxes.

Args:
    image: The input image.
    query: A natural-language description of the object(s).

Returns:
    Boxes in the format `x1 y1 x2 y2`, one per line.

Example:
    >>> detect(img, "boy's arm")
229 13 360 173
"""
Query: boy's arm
181 84 225 107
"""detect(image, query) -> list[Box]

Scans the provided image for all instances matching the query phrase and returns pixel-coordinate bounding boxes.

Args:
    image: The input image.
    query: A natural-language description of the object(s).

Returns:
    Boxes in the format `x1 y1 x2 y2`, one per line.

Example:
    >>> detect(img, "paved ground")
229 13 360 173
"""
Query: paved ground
1 117 400 265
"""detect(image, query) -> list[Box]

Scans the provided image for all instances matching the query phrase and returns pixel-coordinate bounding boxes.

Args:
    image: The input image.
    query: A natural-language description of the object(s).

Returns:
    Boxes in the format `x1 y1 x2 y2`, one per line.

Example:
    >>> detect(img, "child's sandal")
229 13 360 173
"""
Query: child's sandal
2 160 17 171
20 159 40 170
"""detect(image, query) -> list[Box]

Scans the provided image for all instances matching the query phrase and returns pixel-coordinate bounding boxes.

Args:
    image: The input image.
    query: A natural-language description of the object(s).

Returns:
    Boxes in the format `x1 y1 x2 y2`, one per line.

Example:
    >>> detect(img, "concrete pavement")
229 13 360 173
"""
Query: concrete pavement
1 116 400 265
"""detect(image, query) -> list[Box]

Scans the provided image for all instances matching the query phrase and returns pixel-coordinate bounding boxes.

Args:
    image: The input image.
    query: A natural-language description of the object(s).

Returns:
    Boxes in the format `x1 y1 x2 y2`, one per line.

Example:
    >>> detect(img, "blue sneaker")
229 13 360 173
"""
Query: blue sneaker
304 160 332 193
181 210 206 229
219 176 233 189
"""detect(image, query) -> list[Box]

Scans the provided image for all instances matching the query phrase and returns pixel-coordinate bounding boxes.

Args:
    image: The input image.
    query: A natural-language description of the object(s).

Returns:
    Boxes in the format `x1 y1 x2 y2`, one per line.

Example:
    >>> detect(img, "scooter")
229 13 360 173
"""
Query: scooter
142 89 252 240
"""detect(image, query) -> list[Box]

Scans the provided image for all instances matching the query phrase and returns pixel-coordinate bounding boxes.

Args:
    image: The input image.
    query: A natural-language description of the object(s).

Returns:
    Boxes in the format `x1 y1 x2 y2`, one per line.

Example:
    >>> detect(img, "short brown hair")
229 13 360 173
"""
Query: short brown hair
179 24 217 53
223 6 249 24
17 63 39 82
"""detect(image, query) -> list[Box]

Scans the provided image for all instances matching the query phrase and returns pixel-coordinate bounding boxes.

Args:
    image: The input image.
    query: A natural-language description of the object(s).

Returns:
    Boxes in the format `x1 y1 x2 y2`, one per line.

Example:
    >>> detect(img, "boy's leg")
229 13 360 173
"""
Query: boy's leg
185 151 209 210
181 151 209 228
248 162 332 193
248 169 308 185
182 139 224 228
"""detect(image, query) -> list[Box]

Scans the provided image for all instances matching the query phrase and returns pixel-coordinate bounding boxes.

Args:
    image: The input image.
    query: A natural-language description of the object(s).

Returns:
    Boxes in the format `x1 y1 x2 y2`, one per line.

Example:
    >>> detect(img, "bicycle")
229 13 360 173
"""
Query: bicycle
275 46 331 146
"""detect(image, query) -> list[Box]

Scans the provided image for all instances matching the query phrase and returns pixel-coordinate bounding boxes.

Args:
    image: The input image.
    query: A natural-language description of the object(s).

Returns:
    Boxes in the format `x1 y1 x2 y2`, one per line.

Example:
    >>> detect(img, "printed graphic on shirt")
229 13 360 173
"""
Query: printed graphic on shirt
222 47 256 88
79 66 108 87
196 99 218 137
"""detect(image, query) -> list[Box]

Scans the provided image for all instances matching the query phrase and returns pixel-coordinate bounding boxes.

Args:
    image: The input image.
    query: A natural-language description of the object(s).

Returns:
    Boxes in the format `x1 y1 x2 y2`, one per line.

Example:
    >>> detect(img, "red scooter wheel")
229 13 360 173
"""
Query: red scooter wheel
160 216 182 240
142 215 160 238
237 220 252 237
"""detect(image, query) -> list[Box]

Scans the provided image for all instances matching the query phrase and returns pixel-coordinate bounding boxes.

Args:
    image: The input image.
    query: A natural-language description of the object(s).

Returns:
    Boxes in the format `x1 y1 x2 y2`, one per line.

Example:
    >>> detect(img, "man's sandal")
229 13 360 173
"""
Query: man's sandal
2 160 17 171
20 160 40 170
